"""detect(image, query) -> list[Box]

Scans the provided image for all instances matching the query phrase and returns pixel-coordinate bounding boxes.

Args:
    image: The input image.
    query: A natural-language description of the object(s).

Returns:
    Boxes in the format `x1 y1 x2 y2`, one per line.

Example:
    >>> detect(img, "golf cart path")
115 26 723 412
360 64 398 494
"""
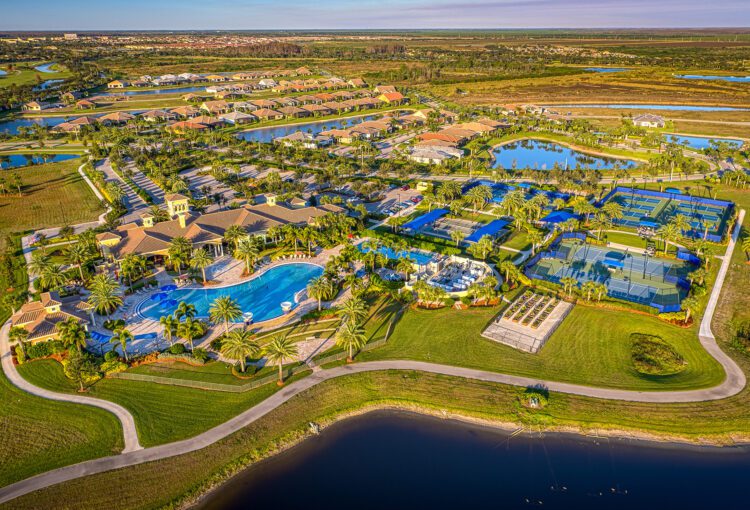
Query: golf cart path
0 210 745 505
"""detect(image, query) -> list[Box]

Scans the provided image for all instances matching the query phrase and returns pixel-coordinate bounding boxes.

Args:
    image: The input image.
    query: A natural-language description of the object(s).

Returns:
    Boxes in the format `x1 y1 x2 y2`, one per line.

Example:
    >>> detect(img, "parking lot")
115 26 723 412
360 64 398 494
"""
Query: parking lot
363 185 423 214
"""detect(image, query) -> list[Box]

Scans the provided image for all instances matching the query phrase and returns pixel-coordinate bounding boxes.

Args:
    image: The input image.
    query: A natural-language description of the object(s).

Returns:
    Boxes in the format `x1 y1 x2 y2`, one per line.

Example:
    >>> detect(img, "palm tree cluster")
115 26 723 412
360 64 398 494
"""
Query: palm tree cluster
335 296 368 362
87 274 123 315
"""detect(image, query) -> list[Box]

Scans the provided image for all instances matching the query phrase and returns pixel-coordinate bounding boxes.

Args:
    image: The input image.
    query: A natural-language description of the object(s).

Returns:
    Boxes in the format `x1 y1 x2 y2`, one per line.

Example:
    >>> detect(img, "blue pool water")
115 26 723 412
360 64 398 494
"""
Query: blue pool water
119 86 207 96
238 115 377 143
585 67 630 73
676 74 750 83
551 104 750 112
492 140 638 171
358 243 434 266
0 153 80 169
666 135 743 150
138 263 323 323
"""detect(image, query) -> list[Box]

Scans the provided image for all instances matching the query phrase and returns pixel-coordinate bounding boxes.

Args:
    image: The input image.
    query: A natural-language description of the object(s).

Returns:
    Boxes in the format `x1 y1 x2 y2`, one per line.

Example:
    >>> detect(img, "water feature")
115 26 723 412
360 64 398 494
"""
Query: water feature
585 67 630 73
0 69 7 76
33 79 64 91
237 115 378 143
675 74 750 83
666 134 743 150
358 243 435 266
492 139 638 171
0 153 80 170
194 411 750 510
33 63 58 73
119 86 207 96
0 115 76 135
137 262 323 323
550 104 750 112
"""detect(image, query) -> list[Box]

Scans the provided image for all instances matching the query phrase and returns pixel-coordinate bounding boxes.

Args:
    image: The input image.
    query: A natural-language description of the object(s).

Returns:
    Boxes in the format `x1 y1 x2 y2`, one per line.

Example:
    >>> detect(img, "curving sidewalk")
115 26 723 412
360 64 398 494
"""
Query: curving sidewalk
0 322 142 455
0 210 745 505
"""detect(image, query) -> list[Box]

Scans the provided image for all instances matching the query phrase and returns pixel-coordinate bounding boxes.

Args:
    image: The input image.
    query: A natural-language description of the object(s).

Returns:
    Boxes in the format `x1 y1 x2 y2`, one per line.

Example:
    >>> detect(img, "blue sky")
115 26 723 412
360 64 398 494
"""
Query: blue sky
2 0 749 30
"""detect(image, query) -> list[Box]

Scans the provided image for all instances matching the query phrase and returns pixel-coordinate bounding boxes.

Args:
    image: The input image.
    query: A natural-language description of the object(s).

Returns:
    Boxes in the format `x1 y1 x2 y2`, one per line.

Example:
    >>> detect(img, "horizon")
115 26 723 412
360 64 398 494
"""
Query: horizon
2 0 749 31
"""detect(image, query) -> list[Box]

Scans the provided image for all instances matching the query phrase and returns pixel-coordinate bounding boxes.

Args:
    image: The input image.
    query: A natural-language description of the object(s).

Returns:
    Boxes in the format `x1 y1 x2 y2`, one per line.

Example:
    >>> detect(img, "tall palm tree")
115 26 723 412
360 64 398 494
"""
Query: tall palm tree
174 301 197 321
209 296 242 335
120 253 146 291
159 315 179 346
29 252 52 276
307 276 333 311
263 335 299 385
109 327 134 362
450 230 466 247
233 237 259 274
396 257 415 280
39 264 67 290
58 318 88 353
336 320 367 362
87 274 123 315
220 329 259 373
177 317 203 352
681 296 699 324
65 242 89 281
223 225 247 249
560 276 578 298
190 248 213 285
337 296 368 326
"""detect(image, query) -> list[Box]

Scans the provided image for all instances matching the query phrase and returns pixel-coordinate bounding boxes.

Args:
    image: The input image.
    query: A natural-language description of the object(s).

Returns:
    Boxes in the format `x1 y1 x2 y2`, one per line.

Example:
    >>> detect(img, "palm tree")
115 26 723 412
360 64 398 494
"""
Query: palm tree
560 276 578 298
209 296 242 335
681 296 699 324
220 329 259 373
450 230 466 247
190 248 213 285
109 327 134 362
741 234 750 261
337 296 368 326
58 318 88 353
159 315 179 346
168 237 192 276
581 281 598 301
65 242 89 281
657 223 681 256
396 257 415 280
9 326 30 357
223 225 246 249
263 335 299 385
177 317 203 352
174 301 197 321
336 320 367 362
29 252 52 277
120 254 147 291
87 274 123 315
233 237 259 274
307 276 333 311
39 264 67 290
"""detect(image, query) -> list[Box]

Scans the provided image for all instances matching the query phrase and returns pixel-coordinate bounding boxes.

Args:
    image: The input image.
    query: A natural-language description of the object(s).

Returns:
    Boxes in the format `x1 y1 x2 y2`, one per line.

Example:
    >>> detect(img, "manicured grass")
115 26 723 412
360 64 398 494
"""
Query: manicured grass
501 230 531 251
0 159 104 251
16 359 309 447
0 367 123 488
360 304 725 390
0 64 71 89
600 230 648 249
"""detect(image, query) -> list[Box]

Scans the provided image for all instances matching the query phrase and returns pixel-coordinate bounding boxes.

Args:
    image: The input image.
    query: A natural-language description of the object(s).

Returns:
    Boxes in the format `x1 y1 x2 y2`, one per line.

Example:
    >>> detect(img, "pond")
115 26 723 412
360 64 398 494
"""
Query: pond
194 411 750 510
33 79 65 91
492 139 638 171
0 69 6 76
0 153 80 170
666 134 743 150
585 67 630 73
550 104 750 112
33 63 58 73
0 116 76 135
675 74 750 83
118 86 207 96
237 115 377 143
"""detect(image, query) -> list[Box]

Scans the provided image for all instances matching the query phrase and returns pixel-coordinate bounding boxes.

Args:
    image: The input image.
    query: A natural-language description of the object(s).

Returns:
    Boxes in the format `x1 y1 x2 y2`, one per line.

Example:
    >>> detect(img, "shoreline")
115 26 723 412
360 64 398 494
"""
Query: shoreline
182 403 750 509
489 135 650 166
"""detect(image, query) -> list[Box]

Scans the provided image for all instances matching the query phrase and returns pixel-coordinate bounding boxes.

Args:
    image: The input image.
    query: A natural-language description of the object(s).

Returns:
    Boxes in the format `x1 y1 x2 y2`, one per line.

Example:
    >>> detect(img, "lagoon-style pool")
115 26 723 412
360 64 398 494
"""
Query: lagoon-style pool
0 153 80 169
667 134 743 150
358 243 435 266
137 263 323 323
238 115 377 143
491 140 638 171
550 103 750 112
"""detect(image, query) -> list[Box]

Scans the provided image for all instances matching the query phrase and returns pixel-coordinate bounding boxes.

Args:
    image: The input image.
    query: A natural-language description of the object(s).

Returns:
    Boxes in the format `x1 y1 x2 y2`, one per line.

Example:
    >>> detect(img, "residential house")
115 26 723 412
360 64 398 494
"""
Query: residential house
107 80 129 89
200 100 231 115
633 114 666 128
252 108 284 121
377 92 407 105
278 106 310 118
219 111 256 125
10 292 92 344
75 99 97 110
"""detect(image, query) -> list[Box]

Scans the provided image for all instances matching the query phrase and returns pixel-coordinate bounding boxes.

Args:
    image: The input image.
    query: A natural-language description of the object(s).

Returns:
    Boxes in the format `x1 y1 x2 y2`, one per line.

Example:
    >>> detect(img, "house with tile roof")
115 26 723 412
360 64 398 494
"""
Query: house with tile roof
10 292 92 343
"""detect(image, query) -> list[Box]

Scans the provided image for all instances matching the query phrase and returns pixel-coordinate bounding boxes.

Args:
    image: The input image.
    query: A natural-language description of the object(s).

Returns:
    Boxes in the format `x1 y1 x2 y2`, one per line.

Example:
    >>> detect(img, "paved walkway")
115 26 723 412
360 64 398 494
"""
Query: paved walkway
0 211 745 504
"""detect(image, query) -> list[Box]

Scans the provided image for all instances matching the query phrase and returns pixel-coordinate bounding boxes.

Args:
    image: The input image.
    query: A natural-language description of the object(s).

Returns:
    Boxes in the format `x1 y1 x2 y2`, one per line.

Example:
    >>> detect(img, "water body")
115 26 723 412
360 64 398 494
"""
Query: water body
33 79 64 91
33 63 58 73
195 411 750 510
137 263 323 323
0 110 147 135
119 85 206 96
238 115 377 143
666 135 743 150
0 153 79 170
551 104 750 112
676 74 750 83
0 69 7 76
585 67 630 73
492 140 638 171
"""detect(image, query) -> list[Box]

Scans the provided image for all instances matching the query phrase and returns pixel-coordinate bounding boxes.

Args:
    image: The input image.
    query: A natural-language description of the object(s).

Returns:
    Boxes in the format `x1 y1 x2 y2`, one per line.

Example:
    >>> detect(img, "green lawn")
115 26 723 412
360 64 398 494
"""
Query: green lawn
0 368 123 488
600 230 648 249
0 63 71 89
360 304 725 391
16 359 309 447
501 230 531 251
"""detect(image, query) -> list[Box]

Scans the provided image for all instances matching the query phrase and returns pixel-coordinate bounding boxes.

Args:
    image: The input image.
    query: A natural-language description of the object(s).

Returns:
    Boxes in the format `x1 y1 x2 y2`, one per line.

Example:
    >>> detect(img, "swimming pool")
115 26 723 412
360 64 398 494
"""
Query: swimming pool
491 139 638 170
358 243 435 266
137 263 323 323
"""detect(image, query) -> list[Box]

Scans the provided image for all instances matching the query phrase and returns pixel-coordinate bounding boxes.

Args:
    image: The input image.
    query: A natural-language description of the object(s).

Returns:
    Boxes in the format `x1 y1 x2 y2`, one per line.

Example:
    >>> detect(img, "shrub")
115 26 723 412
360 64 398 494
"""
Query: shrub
501 283 510 292
631 333 687 375
443 297 456 307
100 359 127 375
460 296 472 305
169 343 186 355
26 340 64 360
15 345 26 364
192 348 210 363
104 350 120 362
103 319 126 331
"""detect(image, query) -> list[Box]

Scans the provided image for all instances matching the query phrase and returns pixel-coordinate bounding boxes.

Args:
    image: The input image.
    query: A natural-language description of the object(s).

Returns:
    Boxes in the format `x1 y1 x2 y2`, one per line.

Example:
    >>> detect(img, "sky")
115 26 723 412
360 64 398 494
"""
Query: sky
1 0 749 31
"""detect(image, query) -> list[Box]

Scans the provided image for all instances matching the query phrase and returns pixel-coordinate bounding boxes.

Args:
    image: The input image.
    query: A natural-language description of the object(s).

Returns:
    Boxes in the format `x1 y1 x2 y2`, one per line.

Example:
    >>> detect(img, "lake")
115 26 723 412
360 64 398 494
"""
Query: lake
194 411 750 510
119 86 207 96
666 134 744 150
585 67 630 73
0 116 75 135
492 139 637 171
33 63 58 73
33 79 64 91
550 104 750 112
0 153 80 170
676 74 750 83
237 115 377 143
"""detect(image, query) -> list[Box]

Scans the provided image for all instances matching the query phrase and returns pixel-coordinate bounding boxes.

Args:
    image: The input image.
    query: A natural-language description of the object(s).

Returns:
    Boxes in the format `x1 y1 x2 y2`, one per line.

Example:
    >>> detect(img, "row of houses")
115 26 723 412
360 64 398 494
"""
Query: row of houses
408 117 508 165
107 67 315 89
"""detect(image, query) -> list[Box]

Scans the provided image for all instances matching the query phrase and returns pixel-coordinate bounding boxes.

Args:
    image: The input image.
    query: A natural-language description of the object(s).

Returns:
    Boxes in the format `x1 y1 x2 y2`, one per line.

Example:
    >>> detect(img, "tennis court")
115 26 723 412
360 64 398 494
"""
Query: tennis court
526 239 690 311
601 187 733 241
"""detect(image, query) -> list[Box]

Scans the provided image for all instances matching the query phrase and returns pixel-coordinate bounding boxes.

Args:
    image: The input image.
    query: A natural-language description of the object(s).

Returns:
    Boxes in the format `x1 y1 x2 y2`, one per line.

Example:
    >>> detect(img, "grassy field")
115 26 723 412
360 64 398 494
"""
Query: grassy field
0 63 71 89
0 159 104 250
360 304 724 391
0 369 123 488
